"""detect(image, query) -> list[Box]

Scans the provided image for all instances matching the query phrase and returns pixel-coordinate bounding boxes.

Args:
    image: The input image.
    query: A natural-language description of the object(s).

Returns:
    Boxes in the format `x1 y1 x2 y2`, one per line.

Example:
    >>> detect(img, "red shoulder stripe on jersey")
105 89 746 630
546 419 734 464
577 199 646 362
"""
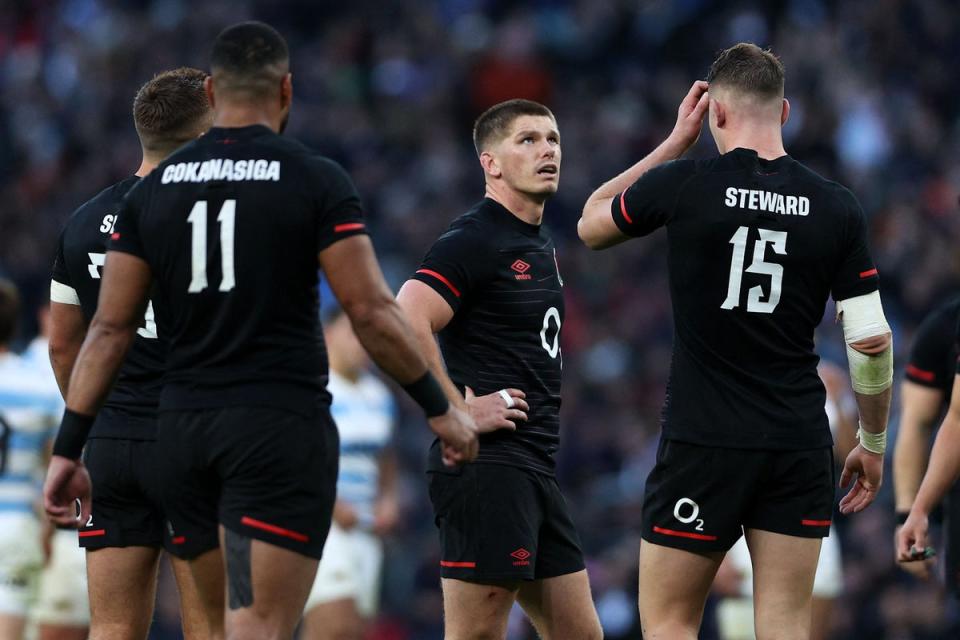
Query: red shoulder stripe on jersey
905 364 936 383
859 268 878 278
334 222 366 233
652 526 718 541
801 519 831 527
240 516 309 542
619 191 634 224
79 529 106 538
440 560 476 568
416 269 461 298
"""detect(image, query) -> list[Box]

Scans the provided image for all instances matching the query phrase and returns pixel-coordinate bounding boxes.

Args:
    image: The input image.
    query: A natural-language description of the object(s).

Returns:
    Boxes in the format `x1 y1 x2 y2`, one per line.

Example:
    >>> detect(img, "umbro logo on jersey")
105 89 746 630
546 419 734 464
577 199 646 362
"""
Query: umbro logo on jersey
511 260 532 281
510 548 531 566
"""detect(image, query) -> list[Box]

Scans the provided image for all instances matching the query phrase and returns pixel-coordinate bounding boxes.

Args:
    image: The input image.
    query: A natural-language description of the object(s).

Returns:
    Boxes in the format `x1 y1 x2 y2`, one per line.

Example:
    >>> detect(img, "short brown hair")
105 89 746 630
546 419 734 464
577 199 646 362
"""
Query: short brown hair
133 67 212 155
707 43 784 100
0 279 20 346
473 99 555 154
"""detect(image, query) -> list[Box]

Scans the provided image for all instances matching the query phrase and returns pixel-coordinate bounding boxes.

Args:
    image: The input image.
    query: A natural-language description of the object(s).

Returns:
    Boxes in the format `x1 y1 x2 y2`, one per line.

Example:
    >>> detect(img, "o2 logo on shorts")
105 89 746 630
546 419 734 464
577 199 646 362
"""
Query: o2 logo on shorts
673 498 705 532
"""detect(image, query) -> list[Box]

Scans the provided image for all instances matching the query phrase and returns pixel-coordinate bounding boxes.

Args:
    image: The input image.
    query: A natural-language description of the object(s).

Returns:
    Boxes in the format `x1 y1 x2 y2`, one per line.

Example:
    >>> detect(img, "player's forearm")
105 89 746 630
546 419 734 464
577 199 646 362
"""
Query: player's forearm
855 387 892 435
64 319 136 415
49 338 82 399
894 418 933 511
912 412 960 515
350 300 431 386
579 137 687 249
401 309 466 410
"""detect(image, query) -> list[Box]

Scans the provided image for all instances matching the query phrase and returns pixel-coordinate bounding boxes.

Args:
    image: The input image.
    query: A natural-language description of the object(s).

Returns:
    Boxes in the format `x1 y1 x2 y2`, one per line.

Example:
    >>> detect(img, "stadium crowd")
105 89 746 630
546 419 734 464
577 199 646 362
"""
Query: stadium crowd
2 0 960 637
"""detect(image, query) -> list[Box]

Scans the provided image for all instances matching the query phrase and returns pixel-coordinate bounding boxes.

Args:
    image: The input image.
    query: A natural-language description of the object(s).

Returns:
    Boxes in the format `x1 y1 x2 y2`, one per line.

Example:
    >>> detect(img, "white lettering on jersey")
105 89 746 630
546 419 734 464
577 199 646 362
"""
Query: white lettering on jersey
161 159 281 184
724 187 809 216
99 214 118 234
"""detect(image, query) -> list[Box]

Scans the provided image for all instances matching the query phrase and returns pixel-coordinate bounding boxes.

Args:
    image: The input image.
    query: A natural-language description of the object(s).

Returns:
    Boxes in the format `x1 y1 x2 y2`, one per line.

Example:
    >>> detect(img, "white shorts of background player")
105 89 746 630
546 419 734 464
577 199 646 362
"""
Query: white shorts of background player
304 522 384 618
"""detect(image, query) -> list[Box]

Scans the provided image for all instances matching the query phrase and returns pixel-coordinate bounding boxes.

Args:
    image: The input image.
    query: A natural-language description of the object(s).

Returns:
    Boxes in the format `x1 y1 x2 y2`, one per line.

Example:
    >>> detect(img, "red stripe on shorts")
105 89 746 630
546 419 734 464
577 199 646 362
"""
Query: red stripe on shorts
240 516 309 542
79 529 106 538
801 519 832 527
652 526 718 541
440 560 476 568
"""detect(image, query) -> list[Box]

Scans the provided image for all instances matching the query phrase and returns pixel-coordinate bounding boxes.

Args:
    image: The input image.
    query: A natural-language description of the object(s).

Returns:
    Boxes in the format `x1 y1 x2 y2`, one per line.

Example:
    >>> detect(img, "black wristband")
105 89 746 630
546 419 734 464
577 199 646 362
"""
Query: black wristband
402 372 450 418
896 511 910 525
51 409 95 459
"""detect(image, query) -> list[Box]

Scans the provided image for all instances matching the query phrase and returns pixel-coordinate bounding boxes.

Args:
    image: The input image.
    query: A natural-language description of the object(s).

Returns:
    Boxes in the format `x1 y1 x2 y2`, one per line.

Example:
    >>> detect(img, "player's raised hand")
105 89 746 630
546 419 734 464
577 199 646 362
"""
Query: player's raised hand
897 511 932 564
465 386 526 433
668 80 710 153
838 443 883 514
429 405 479 466
43 455 91 528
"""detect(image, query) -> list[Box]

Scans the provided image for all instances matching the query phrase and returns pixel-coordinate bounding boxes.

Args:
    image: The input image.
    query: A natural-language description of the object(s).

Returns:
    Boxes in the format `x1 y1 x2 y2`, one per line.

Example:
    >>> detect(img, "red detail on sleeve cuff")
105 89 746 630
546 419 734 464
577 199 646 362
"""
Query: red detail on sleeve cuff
416 269 461 298
333 223 365 233
619 191 633 224
111 233 120 241
859 268 878 278
801 519 832 527
906 364 936 383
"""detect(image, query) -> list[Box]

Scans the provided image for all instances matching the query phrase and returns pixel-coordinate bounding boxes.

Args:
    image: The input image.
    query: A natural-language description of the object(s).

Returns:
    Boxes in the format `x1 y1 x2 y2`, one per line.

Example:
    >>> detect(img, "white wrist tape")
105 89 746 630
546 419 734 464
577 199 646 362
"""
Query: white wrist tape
857 423 887 455
836 291 892 395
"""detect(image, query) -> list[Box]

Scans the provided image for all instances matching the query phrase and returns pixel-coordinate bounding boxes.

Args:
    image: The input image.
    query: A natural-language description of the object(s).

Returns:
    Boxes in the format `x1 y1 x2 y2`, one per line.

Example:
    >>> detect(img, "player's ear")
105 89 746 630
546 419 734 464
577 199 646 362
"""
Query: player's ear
711 98 726 129
281 73 293 110
479 151 501 178
780 98 790 127
204 76 216 109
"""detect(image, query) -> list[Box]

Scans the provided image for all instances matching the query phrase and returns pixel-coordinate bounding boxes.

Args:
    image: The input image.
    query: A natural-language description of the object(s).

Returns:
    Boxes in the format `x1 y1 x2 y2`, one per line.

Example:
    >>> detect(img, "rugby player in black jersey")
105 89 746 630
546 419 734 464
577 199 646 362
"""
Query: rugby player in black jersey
896 297 960 588
48 67 211 640
579 44 893 639
397 100 602 640
42 22 478 639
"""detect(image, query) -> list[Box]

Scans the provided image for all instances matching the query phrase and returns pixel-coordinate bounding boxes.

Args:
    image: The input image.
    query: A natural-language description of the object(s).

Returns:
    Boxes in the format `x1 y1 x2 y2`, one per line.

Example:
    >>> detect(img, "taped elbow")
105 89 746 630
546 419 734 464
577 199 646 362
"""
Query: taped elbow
836 291 892 395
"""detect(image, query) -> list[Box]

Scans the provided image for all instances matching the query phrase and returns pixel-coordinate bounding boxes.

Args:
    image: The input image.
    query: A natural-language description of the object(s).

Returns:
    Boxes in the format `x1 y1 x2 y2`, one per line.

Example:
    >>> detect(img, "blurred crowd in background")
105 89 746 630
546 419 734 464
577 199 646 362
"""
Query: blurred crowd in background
2 0 960 638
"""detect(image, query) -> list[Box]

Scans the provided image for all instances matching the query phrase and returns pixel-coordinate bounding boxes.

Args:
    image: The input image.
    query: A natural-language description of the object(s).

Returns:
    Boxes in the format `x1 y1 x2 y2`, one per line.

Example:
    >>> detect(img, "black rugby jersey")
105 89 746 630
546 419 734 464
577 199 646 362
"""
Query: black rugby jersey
110 125 366 411
413 199 564 475
52 176 162 439
612 148 880 450
908 297 960 398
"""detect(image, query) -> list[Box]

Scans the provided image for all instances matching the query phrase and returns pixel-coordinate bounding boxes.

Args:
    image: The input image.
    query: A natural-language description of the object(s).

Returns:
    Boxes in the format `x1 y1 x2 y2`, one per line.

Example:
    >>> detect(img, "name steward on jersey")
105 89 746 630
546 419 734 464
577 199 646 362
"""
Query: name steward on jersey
725 187 809 216
161 159 280 184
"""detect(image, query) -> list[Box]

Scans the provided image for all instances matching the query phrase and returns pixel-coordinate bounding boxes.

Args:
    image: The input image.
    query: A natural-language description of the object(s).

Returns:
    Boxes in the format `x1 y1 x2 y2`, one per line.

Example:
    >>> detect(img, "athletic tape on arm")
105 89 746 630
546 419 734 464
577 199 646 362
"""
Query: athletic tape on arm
836 290 893 395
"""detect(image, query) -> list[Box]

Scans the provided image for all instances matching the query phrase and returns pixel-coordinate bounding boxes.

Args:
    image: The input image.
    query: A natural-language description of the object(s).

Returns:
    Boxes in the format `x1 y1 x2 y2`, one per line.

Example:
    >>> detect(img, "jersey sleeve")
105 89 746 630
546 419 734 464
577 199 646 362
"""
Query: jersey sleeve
610 159 696 237
410 221 492 313
109 180 148 259
830 189 880 301
311 158 367 251
49 228 80 305
907 305 957 388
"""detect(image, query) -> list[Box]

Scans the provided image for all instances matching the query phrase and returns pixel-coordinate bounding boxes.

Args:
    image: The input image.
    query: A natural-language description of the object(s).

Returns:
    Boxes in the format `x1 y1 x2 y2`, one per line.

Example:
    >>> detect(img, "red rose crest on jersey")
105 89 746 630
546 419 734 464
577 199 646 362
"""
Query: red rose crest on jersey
511 259 532 281
511 547 532 566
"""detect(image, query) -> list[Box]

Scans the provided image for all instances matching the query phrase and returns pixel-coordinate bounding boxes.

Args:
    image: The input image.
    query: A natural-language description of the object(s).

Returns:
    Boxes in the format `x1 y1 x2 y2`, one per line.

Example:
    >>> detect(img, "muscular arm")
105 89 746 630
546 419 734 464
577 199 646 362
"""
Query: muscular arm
64 252 151 414
911 376 960 515
320 236 443 389
578 80 709 250
394 279 463 409
48 301 88 398
893 382 944 511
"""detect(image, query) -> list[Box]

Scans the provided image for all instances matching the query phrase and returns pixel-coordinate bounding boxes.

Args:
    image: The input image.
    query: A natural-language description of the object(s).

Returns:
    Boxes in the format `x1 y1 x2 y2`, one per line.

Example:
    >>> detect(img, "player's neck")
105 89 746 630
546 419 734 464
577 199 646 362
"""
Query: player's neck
212 105 280 132
484 185 545 226
721 128 787 161
135 157 159 178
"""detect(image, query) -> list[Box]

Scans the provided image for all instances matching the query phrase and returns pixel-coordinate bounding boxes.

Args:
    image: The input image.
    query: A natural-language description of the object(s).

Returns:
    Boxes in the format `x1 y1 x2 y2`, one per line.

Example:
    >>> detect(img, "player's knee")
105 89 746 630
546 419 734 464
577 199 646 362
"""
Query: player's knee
88 620 151 640
640 620 699 640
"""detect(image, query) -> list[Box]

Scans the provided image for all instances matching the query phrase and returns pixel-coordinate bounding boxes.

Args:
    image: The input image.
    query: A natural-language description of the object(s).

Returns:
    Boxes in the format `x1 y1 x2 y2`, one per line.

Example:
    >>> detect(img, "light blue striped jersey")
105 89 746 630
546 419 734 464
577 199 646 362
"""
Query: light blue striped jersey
329 370 395 530
0 351 62 514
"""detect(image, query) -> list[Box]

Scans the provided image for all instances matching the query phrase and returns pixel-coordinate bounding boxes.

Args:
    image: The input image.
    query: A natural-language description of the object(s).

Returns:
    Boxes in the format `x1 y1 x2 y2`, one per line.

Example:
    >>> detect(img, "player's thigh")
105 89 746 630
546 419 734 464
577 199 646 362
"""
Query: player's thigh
86 546 161 636
303 524 361 617
32 530 89 635
186 547 225 640
301 598 364 640
638 539 724 638
0 614 27 640
442 578 519 640
168 554 211 640
745 528 821 640
222 528 319 640
516 570 601 640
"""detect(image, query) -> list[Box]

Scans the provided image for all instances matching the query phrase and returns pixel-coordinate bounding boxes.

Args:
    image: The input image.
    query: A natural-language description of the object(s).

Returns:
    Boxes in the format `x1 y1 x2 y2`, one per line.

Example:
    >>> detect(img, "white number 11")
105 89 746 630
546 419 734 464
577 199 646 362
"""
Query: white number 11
720 226 787 314
187 199 236 293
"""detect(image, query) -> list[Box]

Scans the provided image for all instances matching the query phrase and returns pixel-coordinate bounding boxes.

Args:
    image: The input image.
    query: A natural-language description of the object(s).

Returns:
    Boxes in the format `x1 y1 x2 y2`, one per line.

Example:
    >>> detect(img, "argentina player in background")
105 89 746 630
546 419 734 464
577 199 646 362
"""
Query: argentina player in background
301 303 399 640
